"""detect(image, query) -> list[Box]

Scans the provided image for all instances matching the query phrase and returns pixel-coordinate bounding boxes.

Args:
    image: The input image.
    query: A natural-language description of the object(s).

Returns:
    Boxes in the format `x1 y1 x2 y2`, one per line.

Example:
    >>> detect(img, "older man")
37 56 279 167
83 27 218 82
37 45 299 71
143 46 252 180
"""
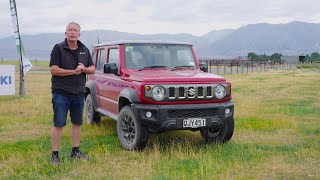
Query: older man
49 22 95 165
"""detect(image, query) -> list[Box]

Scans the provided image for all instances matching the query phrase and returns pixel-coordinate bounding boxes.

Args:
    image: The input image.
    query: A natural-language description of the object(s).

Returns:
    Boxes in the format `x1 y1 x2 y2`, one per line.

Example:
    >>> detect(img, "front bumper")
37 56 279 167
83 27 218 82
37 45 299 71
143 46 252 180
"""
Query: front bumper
131 101 234 132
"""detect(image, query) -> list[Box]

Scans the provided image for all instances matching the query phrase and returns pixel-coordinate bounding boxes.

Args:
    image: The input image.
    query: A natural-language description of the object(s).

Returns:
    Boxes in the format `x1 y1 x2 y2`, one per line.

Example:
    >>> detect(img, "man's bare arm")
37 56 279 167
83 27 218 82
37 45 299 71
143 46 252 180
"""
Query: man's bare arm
83 65 96 74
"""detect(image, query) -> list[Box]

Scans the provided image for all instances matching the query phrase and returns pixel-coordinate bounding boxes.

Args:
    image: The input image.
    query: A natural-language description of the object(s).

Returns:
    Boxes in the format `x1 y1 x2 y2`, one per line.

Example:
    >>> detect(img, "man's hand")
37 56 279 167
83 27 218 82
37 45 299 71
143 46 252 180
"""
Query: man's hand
75 69 82 75
75 63 86 75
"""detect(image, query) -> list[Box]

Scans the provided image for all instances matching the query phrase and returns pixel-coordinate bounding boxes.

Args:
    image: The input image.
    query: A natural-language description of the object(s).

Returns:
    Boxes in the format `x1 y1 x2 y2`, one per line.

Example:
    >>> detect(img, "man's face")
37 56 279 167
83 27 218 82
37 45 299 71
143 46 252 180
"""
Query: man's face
65 24 80 42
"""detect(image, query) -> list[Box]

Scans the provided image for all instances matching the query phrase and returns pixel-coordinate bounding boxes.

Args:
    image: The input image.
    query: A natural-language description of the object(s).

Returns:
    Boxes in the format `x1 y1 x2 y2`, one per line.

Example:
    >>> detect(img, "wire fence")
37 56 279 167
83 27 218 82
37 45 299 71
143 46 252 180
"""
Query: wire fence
0 59 312 76
199 59 309 74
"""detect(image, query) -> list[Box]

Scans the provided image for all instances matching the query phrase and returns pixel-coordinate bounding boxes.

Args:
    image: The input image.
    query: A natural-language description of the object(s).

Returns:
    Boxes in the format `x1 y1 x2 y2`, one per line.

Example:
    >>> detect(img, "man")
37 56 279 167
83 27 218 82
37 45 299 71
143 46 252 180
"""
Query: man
50 22 95 165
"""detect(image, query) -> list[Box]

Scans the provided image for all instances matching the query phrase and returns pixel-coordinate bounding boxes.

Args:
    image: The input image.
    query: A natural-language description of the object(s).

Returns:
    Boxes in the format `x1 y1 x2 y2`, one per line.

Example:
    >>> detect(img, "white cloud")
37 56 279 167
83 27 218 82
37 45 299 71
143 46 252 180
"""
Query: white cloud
0 0 320 38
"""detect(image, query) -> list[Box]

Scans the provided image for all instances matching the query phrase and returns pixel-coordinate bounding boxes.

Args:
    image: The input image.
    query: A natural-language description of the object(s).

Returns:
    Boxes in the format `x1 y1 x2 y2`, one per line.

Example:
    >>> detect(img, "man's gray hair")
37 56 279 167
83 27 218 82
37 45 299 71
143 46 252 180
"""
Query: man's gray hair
66 22 81 31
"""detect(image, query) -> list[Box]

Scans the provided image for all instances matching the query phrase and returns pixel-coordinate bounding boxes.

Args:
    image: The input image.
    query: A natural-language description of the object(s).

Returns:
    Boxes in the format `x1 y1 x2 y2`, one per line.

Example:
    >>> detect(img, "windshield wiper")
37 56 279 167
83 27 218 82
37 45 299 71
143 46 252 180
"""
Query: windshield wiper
171 65 194 71
138 65 167 71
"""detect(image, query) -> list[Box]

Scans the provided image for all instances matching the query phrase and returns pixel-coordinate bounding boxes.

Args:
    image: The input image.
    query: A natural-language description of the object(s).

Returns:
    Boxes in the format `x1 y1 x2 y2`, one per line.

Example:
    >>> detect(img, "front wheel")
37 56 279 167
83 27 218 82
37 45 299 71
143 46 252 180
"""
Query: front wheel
117 105 149 150
200 117 234 143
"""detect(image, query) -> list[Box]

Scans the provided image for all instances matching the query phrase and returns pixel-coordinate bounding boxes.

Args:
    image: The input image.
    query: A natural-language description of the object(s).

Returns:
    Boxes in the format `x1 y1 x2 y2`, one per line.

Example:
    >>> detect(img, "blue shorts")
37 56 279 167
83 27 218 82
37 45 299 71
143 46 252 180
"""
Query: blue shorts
52 93 84 127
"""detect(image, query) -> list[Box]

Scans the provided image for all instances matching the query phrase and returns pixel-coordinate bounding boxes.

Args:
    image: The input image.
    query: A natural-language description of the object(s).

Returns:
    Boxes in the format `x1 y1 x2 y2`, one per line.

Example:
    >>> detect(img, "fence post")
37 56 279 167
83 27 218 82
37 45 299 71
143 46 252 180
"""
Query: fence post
258 62 260 72
1 57 3 64
241 64 243 74
251 63 254 73
246 63 249 74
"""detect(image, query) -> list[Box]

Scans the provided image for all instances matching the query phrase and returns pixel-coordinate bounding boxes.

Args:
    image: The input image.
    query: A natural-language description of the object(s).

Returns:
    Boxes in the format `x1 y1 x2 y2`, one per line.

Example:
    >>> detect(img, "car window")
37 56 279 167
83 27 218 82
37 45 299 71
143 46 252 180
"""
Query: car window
124 44 195 69
108 48 119 64
97 48 106 72
92 50 97 66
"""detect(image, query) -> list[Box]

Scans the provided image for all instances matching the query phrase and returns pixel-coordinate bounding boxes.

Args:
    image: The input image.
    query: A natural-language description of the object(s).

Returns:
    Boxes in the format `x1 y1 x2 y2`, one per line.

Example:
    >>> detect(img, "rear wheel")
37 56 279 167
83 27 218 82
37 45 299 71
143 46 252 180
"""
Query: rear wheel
200 117 234 143
85 94 101 124
117 105 149 150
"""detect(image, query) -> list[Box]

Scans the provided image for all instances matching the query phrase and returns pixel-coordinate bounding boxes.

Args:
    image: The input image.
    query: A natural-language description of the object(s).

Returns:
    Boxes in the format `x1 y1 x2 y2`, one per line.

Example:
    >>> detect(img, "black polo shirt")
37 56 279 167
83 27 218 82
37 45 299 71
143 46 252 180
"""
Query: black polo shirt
50 38 93 96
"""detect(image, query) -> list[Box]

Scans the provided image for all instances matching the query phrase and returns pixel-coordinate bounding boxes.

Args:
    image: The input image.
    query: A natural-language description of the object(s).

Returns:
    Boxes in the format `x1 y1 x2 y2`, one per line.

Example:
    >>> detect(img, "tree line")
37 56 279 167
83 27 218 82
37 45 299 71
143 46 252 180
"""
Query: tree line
248 52 320 62
305 52 320 62
248 52 283 61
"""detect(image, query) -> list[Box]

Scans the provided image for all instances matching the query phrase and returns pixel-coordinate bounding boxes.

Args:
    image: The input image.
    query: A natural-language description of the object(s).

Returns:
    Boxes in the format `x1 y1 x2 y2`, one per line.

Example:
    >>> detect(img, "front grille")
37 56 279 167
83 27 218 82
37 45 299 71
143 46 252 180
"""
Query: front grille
171 85 216 100
144 84 230 101
168 109 217 118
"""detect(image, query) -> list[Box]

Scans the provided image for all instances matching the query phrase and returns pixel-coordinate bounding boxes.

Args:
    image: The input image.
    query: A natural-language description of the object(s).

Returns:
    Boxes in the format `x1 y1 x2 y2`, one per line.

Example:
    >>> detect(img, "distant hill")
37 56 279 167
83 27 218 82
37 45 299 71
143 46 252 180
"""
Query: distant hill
0 31 200 60
207 21 320 57
1 21 320 60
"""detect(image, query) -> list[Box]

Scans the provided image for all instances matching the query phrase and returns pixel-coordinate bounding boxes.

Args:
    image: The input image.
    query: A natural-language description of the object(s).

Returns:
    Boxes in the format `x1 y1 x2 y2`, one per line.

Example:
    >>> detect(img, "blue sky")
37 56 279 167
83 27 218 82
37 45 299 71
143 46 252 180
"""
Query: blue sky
1 0 319 38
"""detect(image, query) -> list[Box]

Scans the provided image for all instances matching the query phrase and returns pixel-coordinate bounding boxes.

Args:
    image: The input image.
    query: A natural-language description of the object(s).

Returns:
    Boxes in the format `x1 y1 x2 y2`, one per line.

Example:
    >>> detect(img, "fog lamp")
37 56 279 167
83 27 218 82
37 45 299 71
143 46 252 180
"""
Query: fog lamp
146 111 152 118
225 108 231 115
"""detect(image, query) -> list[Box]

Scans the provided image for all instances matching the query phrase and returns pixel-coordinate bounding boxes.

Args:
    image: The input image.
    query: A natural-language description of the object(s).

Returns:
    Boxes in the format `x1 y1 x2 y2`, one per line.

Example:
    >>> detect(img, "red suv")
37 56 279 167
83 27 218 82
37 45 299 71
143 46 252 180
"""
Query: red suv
85 40 234 150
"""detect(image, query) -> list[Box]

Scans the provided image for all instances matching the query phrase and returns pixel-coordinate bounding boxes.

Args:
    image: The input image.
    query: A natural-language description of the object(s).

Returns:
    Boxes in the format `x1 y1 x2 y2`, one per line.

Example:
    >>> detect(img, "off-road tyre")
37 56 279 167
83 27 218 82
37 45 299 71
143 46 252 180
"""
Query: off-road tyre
200 117 234 143
117 105 149 150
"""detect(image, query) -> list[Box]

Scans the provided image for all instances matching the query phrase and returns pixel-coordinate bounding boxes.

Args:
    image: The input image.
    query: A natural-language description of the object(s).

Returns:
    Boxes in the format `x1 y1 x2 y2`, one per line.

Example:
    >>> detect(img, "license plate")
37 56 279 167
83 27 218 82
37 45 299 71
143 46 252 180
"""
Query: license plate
183 118 206 128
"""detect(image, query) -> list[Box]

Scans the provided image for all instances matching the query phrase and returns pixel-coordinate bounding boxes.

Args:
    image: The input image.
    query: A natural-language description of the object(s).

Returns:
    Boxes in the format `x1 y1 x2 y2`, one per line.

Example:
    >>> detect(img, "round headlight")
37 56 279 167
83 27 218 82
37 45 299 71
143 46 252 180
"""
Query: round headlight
152 86 165 101
214 85 226 99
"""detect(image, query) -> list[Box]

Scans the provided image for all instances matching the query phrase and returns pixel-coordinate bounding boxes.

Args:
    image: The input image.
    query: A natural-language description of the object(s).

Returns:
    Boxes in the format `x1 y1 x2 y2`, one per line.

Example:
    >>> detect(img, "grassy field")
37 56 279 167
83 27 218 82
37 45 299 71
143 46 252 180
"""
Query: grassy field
1 61 50 72
0 68 319 179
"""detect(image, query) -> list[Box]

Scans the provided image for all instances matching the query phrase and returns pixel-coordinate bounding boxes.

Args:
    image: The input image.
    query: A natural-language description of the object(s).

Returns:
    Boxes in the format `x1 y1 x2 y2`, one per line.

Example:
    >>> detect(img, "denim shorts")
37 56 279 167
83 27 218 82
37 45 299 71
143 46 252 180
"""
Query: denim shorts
52 93 84 127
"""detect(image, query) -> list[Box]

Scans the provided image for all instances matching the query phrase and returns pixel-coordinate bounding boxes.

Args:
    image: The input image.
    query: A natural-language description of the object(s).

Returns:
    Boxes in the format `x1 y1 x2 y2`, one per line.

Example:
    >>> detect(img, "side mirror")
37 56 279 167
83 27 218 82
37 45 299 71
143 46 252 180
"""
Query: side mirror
104 63 118 75
199 63 208 72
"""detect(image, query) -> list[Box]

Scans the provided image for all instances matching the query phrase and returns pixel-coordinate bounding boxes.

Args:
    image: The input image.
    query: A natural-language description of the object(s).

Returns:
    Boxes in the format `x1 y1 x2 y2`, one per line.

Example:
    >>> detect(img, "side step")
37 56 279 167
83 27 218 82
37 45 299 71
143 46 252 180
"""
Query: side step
95 108 118 121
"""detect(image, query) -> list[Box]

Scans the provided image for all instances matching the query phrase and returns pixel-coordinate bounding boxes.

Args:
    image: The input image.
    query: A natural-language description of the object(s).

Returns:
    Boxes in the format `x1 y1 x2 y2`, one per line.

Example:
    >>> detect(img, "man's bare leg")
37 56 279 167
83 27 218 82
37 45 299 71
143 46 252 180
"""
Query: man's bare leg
71 124 81 147
51 127 63 151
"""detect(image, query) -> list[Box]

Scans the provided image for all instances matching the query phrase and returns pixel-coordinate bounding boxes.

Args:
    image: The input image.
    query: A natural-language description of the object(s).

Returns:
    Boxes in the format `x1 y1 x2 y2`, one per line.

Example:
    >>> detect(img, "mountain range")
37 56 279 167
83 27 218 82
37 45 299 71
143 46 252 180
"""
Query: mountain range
0 21 319 60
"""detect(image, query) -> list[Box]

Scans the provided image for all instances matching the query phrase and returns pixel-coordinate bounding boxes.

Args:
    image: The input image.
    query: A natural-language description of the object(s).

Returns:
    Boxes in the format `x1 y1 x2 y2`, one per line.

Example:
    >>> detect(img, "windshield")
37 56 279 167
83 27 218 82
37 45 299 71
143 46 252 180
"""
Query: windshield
124 44 196 70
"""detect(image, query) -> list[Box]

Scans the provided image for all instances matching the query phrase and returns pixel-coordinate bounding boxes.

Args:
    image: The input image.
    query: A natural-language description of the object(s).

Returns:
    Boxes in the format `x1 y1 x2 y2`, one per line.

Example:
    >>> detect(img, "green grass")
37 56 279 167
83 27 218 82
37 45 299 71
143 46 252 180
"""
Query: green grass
296 63 320 69
1 60 49 67
0 68 319 179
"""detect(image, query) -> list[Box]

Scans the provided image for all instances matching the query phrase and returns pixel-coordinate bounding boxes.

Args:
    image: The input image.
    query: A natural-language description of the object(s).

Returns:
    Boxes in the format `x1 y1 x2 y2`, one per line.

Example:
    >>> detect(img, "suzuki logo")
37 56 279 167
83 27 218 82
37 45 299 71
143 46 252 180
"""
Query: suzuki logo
0 76 12 85
188 87 195 97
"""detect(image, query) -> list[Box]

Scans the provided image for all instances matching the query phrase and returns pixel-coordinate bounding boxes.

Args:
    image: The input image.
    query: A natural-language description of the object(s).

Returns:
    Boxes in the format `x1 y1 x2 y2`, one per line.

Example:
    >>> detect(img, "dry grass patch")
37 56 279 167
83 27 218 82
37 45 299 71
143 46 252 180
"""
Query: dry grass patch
233 155 319 179
66 151 155 179
235 129 301 146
